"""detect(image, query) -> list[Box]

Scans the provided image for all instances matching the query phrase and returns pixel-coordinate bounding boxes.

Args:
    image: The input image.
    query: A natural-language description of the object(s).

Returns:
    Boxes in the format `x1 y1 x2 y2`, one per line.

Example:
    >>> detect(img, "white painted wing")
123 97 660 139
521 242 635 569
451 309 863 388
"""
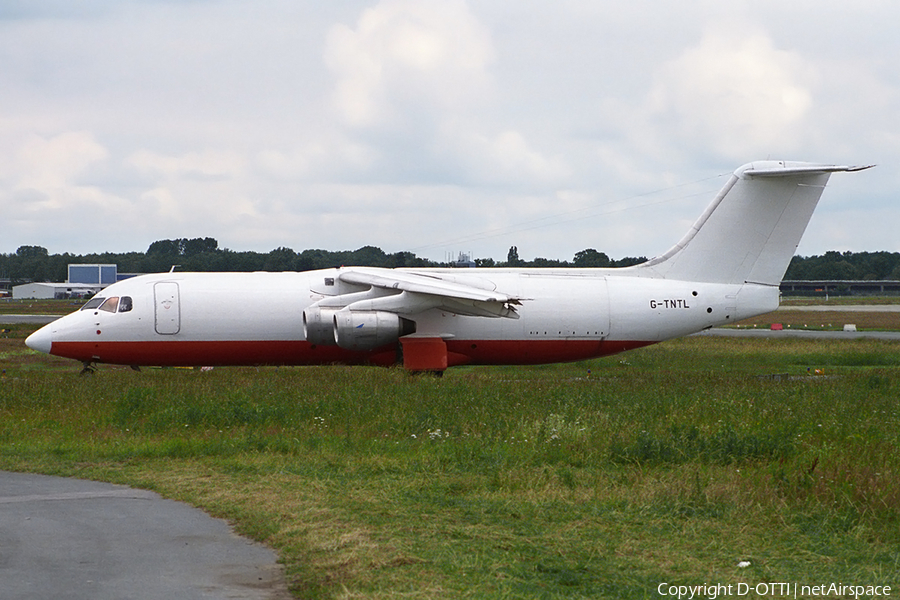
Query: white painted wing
338 267 519 303
336 267 522 318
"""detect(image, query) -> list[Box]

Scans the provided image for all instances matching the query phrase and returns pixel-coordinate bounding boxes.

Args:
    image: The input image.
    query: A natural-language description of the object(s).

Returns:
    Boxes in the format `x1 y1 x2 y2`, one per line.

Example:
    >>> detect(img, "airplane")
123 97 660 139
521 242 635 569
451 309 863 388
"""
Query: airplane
26 160 871 374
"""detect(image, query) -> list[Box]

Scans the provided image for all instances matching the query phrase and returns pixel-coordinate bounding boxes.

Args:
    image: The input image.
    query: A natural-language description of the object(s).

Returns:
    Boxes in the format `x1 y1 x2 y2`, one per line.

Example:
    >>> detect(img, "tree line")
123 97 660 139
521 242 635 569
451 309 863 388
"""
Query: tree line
2 239 899 283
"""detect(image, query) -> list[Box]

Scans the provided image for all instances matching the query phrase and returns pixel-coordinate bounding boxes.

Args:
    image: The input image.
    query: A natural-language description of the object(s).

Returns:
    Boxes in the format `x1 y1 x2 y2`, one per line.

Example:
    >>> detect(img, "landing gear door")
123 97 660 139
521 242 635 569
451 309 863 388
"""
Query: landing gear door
154 282 181 335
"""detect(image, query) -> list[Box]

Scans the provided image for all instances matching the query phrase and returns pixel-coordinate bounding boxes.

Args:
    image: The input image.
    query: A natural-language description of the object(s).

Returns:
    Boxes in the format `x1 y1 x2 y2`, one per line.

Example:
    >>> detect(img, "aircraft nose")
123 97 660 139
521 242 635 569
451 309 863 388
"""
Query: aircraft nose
25 325 53 354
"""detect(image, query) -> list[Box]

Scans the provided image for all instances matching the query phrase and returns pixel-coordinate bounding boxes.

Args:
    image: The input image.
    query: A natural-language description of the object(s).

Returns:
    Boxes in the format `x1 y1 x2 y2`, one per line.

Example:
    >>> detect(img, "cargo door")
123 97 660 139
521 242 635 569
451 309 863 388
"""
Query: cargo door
154 282 181 335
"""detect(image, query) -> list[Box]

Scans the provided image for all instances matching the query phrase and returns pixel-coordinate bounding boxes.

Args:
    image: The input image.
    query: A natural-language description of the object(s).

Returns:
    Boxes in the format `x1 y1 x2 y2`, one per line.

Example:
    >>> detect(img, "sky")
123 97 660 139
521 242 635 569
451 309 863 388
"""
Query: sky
2 0 897 263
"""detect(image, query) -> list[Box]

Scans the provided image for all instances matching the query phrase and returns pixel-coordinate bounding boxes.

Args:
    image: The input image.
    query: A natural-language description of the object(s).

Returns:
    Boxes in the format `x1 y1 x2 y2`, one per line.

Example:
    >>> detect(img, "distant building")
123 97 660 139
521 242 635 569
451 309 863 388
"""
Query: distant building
12 264 125 299
452 252 476 268
68 264 118 286
12 282 103 300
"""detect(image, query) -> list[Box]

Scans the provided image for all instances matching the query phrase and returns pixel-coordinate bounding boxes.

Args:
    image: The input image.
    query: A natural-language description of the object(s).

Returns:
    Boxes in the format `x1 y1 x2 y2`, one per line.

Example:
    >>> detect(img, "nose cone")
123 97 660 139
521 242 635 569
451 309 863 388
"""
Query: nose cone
25 325 53 354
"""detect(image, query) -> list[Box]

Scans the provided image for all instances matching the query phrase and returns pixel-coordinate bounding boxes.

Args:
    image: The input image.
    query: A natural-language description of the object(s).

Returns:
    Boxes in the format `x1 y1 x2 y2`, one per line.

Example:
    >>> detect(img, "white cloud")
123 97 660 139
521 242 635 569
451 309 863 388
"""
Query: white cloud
648 29 814 159
1 2 897 258
128 149 246 182
14 131 109 191
441 127 571 186
324 0 495 128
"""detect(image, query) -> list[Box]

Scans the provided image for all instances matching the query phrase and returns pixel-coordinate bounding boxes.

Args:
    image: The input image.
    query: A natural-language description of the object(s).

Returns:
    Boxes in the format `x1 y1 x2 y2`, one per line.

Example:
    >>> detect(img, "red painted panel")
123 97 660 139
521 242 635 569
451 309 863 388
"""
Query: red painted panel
51 340 376 367
400 338 448 371
50 338 655 368
444 339 654 365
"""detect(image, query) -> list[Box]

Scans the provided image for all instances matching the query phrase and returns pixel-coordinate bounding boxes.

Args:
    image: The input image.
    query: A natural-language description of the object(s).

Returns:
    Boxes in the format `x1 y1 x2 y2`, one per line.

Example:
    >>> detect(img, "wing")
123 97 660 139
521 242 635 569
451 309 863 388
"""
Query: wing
335 267 522 319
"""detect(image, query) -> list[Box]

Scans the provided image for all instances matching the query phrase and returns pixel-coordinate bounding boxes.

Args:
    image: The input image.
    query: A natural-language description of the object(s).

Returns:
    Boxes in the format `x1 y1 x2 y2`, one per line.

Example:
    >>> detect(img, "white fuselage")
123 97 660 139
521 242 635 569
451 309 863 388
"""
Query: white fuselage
27 268 778 369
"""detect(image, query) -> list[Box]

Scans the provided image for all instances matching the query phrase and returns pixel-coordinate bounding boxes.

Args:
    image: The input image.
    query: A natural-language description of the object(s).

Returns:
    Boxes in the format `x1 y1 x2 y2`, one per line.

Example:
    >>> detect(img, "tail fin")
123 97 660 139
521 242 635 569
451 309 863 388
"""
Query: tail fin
637 161 872 285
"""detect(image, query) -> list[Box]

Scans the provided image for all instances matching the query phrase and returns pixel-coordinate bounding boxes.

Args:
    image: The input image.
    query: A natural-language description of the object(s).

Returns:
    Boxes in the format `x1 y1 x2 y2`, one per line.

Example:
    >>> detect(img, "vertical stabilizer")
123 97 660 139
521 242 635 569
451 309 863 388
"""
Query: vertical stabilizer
637 161 871 285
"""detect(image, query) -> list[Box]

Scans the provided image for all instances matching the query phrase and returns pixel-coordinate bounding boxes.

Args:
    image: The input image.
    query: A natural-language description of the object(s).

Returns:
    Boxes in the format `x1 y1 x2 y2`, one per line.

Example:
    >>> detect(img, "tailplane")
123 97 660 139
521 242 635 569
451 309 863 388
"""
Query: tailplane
637 161 872 285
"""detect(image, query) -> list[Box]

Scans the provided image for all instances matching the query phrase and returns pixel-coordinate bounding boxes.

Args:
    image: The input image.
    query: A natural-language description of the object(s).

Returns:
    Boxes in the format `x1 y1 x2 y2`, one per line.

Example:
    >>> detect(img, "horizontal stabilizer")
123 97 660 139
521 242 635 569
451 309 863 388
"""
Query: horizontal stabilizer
741 163 874 177
637 161 872 286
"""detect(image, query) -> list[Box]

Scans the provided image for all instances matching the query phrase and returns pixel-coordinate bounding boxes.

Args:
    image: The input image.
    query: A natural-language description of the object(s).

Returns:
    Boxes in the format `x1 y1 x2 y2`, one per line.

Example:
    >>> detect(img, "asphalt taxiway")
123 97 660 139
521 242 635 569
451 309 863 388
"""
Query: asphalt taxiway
0 314 58 324
0 471 290 600
695 328 900 341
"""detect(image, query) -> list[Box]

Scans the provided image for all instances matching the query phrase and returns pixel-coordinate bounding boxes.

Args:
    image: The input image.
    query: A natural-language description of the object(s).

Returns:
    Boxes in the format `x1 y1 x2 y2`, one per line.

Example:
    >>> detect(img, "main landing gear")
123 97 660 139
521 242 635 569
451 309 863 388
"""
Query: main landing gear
79 362 97 376
78 362 141 374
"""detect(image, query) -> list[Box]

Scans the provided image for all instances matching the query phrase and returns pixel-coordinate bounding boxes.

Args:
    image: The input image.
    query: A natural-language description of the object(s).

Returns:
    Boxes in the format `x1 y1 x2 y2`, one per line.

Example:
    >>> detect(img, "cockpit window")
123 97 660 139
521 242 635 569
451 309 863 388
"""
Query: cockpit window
99 297 119 313
118 296 133 313
82 297 104 311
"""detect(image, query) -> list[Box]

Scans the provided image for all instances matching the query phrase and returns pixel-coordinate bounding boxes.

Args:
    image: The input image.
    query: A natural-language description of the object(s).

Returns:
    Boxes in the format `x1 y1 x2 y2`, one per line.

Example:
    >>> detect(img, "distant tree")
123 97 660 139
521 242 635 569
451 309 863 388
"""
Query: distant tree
146 239 180 255
611 256 647 267
182 237 219 256
16 245 48 258
506 246 522 267
147 237 219 257
296 249 334 271
348 245 388 266
387 251 434 268
784 251 900 280
530 257 566 267
573 248 611 267
264 247 297 271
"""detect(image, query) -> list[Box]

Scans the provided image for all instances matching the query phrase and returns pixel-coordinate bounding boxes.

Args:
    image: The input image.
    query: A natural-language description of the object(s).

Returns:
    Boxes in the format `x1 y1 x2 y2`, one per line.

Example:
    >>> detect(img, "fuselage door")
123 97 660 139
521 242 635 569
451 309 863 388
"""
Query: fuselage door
154 282 181 335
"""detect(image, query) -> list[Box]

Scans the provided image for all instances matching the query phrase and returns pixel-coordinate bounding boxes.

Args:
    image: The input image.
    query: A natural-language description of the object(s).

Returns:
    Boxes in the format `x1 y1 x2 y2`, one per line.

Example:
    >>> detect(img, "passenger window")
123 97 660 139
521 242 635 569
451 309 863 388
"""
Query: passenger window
118 296 133 313
82 297 104 311
99 297 119 313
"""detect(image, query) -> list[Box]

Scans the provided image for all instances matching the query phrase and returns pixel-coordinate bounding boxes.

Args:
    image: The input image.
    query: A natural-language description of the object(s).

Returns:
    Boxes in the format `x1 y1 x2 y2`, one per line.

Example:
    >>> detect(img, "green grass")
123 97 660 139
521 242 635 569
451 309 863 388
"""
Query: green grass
1 336 899 598
0 298 85 315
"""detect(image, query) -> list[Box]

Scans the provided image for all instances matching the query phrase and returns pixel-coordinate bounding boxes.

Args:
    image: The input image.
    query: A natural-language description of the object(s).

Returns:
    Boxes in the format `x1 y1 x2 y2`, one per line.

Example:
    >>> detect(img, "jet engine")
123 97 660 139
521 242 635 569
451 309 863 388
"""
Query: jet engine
302 306 340 346
332 310 416 351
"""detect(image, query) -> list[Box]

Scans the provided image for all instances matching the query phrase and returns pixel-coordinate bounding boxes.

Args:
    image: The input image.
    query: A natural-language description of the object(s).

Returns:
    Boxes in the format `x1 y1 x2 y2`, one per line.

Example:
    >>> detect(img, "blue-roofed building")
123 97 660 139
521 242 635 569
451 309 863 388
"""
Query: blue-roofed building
68 264 118 286
13 264 125 299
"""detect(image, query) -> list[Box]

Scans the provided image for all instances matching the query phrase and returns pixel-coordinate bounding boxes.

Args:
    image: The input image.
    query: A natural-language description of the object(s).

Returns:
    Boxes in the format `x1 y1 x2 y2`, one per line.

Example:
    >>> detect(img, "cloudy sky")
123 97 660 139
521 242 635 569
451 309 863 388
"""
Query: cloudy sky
2 0 896 263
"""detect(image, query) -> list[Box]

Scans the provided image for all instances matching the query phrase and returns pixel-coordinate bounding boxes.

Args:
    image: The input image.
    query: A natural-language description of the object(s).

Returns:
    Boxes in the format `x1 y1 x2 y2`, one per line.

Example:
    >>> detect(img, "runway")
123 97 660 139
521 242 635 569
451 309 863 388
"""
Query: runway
0 471 290 600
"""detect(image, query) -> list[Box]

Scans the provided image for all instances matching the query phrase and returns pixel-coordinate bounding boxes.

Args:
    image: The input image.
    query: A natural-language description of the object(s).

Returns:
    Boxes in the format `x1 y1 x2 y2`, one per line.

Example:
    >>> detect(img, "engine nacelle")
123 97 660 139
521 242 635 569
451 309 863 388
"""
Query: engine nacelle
302 306 340 346
333 310 416 351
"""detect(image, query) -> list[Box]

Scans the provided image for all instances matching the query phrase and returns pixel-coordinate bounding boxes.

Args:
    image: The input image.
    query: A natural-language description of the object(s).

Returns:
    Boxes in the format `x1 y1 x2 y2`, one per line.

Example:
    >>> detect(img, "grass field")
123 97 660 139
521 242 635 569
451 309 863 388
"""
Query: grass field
0 298 86 315
1 323 899 598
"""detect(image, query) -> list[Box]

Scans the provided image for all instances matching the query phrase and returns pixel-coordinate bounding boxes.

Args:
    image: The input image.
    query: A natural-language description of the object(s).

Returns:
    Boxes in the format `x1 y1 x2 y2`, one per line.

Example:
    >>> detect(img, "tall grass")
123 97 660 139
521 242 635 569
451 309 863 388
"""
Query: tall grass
2 336 899 598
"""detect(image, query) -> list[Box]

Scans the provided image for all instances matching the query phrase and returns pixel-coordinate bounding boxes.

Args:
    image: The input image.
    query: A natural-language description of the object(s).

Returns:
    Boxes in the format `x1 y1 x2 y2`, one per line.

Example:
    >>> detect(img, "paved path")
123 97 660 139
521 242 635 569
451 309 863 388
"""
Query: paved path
0 471 291 600
696 328 900 340
778 304 900 312
0 314 59 324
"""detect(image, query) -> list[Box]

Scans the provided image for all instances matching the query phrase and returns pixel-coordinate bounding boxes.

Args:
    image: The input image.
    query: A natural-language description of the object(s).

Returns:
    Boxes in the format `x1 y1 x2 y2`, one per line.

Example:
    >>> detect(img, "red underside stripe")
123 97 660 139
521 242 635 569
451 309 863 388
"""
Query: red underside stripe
50 339 655 368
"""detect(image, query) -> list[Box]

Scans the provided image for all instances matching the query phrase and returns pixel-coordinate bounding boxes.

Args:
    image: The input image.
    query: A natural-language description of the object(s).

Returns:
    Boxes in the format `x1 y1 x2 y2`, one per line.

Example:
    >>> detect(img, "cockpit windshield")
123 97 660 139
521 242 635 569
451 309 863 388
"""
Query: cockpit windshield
81 296 133 313
99 297 119 313
82 297 104 311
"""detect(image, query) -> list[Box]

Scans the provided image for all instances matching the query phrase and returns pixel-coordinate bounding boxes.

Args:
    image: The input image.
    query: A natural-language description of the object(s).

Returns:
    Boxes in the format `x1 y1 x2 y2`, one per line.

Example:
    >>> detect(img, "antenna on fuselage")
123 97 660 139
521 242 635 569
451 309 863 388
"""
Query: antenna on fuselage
169 265 181 273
